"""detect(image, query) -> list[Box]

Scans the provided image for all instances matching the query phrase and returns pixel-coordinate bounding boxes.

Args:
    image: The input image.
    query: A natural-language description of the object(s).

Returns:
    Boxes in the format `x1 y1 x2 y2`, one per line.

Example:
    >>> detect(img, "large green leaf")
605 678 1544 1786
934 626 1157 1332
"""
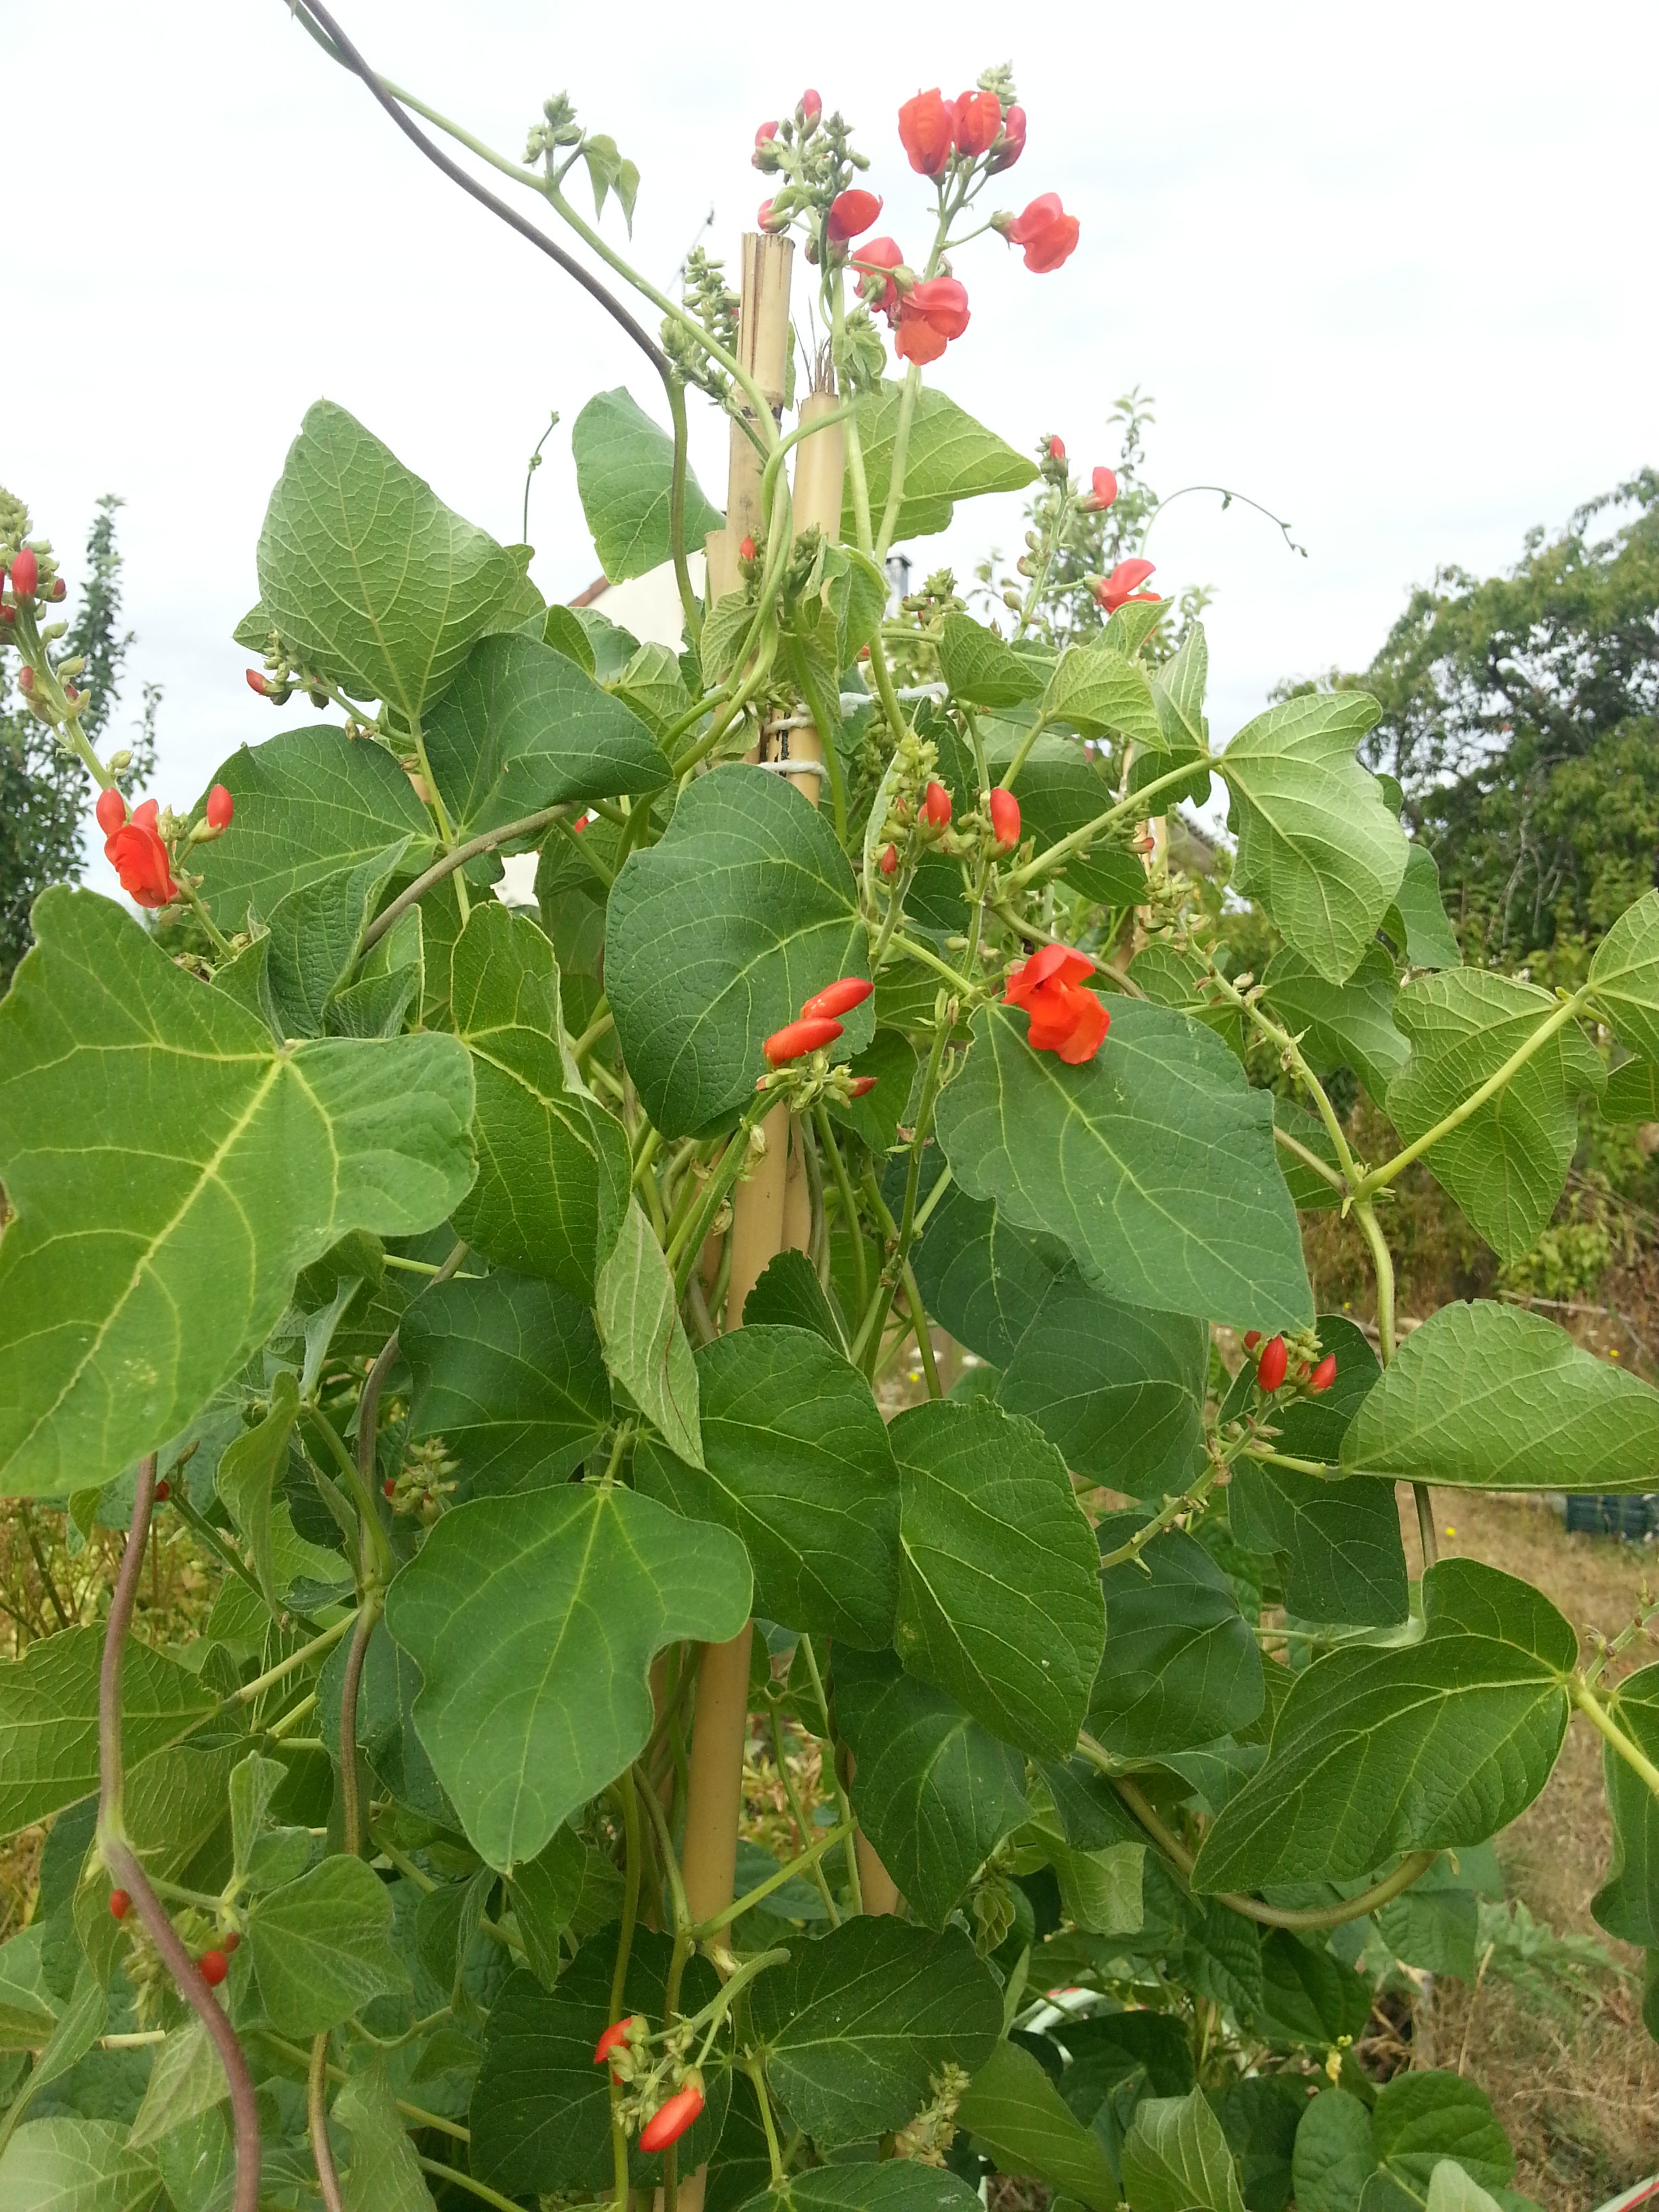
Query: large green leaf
247 1854 411 2036
1091 1515 1264 1756
935 1001 1312 1333
1369 2072 1514 2196
606 765 871 1136
449 903 629 1296
1292 2090 1375 2212
0 1628 216 1837
1221 692 1406 983
336 2063 437 2212
635 1324 899 1645
401 1271 612 1498
888 1398 1105 1759
471 1935 727 2194
1591 1661 1659 1946
1230 1462 1408 1625
1153 623 1210 752
1121 2087 1248 2212
0 891 475 1497
1191 1559 1574 1891
1385 970 1602 1261
192 722 436 927
383 1482 750 1868
996 1272 1208 1500
909 1187 1069 1367
1041 642 1163 747
256 399 521 718
748 1917 1001 2147
954 2039 1120 2212
1387 843 1460 970
737 2169 984 2211
422 630 668 844
259 837 417 1041
1341 1298 1659 1492
570 387 724 582
833 1645 1029 1925
594 1197 704 1467
0 2116 162 2212
1261 944 1410 1103
842 382 1036 542
937 613 1047 710
1588 888 1659 1062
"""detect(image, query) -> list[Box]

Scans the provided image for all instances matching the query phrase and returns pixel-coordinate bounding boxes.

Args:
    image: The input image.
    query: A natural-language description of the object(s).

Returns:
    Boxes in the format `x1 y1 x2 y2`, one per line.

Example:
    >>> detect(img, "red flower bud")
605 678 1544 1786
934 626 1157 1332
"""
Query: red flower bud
755 120 778 148
1089 466 1118 511
988 788 1021 851
594 2015 642 2067
800 89 822 129
898 87 952 176
1048 435 1067 462
384 1477 396 1498
18 665 34 694
96 786 128 836
246 668 270 697
1095 558 1159 613
640 2080 705 2154
801 977 874 1020
764 1015 844 1065
1242 1330 1261 1351
879 843 899 876
739 536 757 562
9 546 38 598
109 1889 131 1919
1256 1336 1288 1393
757 197 790 233
154 1479 170 1502
1004 191 1080 274
854 237 906 321
1132 835 1156 854
205 783 234 832
895 276 970 365
922 779 952 827
951 88 1003 157
222 1931 242 1955
199 1950 230 1988
845 1075 879 1098
1309 1353 1338 1394
49 577 66 600
989 104 1027 171
827 188 882 243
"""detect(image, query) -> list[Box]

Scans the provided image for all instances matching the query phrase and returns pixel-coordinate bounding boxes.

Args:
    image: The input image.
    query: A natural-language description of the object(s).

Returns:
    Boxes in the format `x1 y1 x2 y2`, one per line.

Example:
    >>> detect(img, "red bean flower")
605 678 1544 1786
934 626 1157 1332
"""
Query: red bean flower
951 88 1003 157
1095 558 1159 613
1003 943 1111 1064
846 1074 879 1098
9 546 39 599
855 237 906 321
989 103 1026 171
95 785 127 837
988 787 1021 851
205 783 234 832
246 668 270 696
594 2016 641 2068
879 843 899 876
895 276 970 365
1242 1330 1262 1351
1256 1336 1288 1393
1309 1353 1338 1394
921 779 952 827
640 2078 705 2154
108 1889 131 1920
199 1949 230 1988
801 977 873 1020
827 188 882 243
1003 192 1080 273
898 87 953 176
1048 434 1067 462
800 89 822 129
105 798 176 909
764 1015 844 1066
1088 466 1118 511
755 120 778 149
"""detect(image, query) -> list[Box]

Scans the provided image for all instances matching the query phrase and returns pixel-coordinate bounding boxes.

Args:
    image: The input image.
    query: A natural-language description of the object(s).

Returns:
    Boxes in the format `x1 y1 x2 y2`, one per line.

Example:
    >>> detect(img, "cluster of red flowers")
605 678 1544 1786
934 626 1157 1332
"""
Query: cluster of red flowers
94 781 233 911
594 2018 706 2153
764 975 876 1076
1243 1331 1337 1396
107 1887 241 1986
1002 943 1111 1065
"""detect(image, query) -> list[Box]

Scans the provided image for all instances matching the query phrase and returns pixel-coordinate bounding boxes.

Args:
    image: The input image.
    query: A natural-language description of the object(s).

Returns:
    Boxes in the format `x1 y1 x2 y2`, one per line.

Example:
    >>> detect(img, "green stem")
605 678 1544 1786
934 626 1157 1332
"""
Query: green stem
664 374 702 649
1571 1676 1659 1801
874 365 922 565
796 1637 863 1914
1004 754 1217 892
418 2160 525 2212
357 801 568 959
693 1820 854 1938
882 930 972 992
744 2051 787 2187
997 712 1054 794
177 879 237 962
1097 1469 1219 1571
1353 1194 1436 1566
303 1405 392 1585
900 1264 942 1399
812 1104 869 1318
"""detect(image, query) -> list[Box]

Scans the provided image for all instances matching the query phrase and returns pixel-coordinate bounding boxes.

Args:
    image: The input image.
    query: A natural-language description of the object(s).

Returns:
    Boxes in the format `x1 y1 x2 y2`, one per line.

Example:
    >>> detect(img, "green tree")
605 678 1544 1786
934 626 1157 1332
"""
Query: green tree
0 494 157 986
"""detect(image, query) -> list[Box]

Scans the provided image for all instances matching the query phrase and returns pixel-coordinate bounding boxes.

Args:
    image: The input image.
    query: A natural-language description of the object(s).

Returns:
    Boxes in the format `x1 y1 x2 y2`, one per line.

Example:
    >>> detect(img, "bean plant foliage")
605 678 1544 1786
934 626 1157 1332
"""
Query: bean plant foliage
1 17 1656 2212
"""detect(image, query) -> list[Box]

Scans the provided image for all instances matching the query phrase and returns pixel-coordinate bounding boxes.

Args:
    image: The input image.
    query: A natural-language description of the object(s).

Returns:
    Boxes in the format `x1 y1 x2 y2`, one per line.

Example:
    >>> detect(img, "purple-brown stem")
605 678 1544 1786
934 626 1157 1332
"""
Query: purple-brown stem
100 1455 261 2212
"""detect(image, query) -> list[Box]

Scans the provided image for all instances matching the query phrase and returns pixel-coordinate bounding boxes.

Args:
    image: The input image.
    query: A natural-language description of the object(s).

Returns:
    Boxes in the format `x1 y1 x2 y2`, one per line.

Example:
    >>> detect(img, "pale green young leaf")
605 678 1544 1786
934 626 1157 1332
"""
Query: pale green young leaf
256 400 521 718
0 1628 216 1837
1153 621 1209 752
422 631 668 846
1426 2164 1507 2212
192 724 436 928
935 1001 1313 1334
247 1854 411 2036
126 2019 226 2151
0 2116 161 2212
1340 1298 1659 1491
0 1928 60 2049
937 613 1047 710
954 2040 1120 2212
834 1645 1029 1926
1092 1515 1264 1755
383 1482 750 1868
449 903 630 1298
214 1372 298 1614
606 765 870 1136
1590 1660 1659 1946
336 2062 437 2212
747 1919 1002 2148
1041 642 1164 747
611 641 693 744
1120 2086 1248 2212
1386 968 1602 1260
1221 691 1406 983
843 382 1037 541
889 1398 1105 1759
1588 887 1659 1062
594 1197 703 1467
0 890 475 1499
635 1324 899 1645
1191 1559 1574 1891
1262 943 1410 1103
570 387 723 581
402 1271 611 1499
1385 842 1461 970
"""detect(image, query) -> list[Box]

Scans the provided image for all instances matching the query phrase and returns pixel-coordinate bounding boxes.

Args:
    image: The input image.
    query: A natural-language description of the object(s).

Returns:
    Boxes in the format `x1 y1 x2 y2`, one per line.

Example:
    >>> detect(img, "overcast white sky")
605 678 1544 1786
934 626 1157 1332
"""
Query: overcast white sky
9 0 1656 876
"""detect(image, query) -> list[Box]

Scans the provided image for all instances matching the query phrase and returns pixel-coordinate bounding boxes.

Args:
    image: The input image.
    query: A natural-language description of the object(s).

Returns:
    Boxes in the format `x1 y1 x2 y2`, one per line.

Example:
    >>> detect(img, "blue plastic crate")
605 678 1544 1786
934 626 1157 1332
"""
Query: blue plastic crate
1565 1493 1659 1540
